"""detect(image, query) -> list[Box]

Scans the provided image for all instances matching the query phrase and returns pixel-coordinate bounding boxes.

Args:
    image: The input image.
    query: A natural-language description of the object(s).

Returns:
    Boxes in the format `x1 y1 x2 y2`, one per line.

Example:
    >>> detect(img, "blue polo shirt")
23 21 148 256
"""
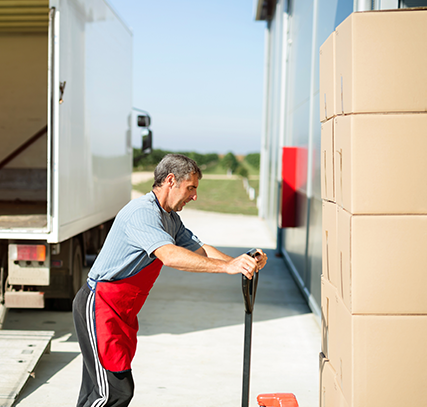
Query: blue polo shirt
87 191 203 289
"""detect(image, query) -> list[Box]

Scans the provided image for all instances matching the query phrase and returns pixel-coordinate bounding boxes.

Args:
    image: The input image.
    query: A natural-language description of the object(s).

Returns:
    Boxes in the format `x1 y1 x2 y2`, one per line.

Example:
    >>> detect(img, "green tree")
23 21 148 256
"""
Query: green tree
133 149 220 170
236 165 249 179
221 152 239 174
244 153 260 170
133 148 171 169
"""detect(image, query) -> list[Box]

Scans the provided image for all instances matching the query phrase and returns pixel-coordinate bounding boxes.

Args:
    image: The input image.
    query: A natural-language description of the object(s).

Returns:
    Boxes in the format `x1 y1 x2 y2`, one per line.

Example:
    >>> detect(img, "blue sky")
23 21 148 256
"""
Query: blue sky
108 0 265 155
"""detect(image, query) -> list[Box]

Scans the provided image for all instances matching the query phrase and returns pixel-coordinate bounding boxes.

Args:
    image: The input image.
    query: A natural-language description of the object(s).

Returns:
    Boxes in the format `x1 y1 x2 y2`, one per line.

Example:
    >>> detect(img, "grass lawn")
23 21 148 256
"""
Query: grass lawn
133 177 259 216
201 162 227 175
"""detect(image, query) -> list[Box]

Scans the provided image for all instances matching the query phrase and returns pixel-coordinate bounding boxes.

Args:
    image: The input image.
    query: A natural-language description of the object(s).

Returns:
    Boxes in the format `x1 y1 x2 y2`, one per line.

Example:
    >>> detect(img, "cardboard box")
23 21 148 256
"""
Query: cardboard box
337 206 427 314
334 378 349 407
335 9 427 114
321 276 339 366
334 114 427 214
320 31 336 122
322 201 338 288
335 297 427 407
319 354 338 407
336 206 350 310
321 119 335 202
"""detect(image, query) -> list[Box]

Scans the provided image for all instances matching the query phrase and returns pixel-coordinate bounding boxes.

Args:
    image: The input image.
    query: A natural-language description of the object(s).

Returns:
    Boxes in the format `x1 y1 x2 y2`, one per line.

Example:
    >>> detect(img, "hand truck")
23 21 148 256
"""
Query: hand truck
241 249 299 407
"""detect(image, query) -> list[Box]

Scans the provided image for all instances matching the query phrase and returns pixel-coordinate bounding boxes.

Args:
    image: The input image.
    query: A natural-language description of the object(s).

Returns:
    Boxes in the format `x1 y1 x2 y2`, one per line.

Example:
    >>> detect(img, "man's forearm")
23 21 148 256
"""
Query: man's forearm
199 244 233 261
153 244 259 279
154 244 228 274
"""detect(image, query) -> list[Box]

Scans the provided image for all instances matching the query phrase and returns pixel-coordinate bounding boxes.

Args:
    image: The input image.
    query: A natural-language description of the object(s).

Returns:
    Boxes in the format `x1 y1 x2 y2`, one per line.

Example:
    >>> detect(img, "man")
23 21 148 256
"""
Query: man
73 154 267 407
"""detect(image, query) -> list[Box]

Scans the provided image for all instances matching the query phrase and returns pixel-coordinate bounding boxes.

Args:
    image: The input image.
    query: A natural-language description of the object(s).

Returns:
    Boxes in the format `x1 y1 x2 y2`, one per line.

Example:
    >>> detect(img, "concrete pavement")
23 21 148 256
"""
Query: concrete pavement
3 205 321 407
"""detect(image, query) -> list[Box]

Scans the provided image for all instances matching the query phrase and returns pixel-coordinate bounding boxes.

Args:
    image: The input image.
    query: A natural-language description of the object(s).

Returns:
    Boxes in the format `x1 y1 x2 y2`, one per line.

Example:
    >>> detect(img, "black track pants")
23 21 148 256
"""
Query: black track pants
72 284 135 407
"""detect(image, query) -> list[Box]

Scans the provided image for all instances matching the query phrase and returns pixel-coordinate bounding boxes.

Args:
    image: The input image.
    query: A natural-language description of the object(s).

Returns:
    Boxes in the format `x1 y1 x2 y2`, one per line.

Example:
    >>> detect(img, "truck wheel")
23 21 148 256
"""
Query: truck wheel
0 251 7 304
48 238 83 311
72 239 83 298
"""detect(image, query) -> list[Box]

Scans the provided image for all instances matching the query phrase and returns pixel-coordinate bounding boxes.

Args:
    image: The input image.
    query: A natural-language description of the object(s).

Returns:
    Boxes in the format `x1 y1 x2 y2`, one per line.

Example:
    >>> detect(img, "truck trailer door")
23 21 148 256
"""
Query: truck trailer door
47 7 58 236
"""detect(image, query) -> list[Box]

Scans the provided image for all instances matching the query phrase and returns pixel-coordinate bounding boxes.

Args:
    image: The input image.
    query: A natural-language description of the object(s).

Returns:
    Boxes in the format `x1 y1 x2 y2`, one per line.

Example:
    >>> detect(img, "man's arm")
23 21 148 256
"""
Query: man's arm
153 244 260 279
196 245 267 269
195 244 233 261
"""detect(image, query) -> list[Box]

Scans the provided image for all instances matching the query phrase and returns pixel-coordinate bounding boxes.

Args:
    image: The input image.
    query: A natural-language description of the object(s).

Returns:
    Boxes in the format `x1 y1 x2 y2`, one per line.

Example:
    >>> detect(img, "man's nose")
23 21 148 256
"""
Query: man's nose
192 192 197 201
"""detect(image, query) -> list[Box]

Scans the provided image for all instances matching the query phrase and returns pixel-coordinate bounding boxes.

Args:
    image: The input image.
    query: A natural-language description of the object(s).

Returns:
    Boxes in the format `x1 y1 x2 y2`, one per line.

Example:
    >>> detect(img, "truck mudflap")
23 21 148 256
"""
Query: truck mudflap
4 291 44 309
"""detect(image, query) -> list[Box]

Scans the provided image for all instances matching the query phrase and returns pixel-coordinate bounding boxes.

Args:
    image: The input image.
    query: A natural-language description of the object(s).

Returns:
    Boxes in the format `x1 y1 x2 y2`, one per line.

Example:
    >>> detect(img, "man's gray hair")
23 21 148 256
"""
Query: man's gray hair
153 154 202 188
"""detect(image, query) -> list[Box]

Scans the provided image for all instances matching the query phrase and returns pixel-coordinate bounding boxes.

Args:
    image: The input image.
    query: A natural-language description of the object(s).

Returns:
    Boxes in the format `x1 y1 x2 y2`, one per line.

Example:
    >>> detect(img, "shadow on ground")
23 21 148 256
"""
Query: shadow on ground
3 309 78 342
137 247 310 336
11 350 80 404
3 248 310 340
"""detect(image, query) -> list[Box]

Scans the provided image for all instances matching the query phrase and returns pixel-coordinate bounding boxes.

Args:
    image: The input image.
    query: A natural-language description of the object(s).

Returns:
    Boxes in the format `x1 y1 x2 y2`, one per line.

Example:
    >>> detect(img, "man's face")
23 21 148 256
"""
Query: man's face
168 173 199 212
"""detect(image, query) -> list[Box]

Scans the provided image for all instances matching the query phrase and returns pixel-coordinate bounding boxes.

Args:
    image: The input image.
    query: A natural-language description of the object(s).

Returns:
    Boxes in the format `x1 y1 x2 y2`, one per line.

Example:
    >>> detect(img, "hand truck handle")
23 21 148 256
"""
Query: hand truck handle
242 249 260 314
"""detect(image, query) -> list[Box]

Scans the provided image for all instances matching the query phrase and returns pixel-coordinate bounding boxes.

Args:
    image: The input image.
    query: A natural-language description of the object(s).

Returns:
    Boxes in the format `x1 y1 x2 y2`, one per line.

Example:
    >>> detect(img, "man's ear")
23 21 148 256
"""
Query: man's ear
166 173 176 187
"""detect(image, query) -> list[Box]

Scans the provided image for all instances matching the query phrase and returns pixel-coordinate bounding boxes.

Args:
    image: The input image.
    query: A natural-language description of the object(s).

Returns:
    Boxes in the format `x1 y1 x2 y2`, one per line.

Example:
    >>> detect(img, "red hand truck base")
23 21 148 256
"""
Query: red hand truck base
257 393 299 407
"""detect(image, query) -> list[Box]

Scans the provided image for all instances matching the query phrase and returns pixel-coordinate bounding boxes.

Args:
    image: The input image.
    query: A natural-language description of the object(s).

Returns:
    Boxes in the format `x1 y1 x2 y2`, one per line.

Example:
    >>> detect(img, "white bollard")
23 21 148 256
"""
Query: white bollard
249 187 255 201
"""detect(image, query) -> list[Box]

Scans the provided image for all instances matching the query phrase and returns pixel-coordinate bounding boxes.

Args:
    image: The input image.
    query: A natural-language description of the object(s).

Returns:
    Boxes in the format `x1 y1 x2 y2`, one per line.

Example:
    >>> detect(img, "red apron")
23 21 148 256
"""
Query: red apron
94 259 163 372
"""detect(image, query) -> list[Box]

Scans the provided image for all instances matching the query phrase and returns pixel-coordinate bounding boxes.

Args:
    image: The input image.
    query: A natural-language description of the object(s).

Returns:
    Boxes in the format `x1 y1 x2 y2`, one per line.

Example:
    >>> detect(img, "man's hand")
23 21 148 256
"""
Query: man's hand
253 249 268 271
225 249 267 279
225 254 259 279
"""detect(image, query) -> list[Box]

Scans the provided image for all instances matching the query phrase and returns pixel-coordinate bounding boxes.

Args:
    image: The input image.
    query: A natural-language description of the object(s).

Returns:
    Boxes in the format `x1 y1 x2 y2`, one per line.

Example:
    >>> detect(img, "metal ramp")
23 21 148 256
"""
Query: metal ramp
0 330 54 407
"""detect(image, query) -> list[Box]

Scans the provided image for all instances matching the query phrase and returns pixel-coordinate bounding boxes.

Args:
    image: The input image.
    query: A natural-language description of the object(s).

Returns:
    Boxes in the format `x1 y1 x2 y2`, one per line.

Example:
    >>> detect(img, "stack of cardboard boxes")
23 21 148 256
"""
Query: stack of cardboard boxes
319 9 427 407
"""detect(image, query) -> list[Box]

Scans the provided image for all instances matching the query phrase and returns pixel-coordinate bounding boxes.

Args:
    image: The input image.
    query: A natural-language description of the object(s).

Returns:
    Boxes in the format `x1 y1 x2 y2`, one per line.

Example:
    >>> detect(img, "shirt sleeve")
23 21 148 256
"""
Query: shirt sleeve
126 207 175 258
173 214 204 252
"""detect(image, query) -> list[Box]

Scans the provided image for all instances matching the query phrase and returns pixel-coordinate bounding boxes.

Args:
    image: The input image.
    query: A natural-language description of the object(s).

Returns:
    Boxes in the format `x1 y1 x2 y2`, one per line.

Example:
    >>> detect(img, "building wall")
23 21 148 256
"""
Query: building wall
258 0 355 317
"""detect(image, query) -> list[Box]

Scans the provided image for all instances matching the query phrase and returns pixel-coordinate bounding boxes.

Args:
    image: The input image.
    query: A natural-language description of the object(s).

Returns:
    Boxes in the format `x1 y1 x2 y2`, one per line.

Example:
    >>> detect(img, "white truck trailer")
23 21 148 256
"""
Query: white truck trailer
0 0 136 309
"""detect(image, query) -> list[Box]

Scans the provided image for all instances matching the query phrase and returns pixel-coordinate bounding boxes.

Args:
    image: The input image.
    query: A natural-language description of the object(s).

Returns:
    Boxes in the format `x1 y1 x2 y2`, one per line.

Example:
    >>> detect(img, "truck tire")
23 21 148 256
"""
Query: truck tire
0 250 7 304
72 239 83 298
